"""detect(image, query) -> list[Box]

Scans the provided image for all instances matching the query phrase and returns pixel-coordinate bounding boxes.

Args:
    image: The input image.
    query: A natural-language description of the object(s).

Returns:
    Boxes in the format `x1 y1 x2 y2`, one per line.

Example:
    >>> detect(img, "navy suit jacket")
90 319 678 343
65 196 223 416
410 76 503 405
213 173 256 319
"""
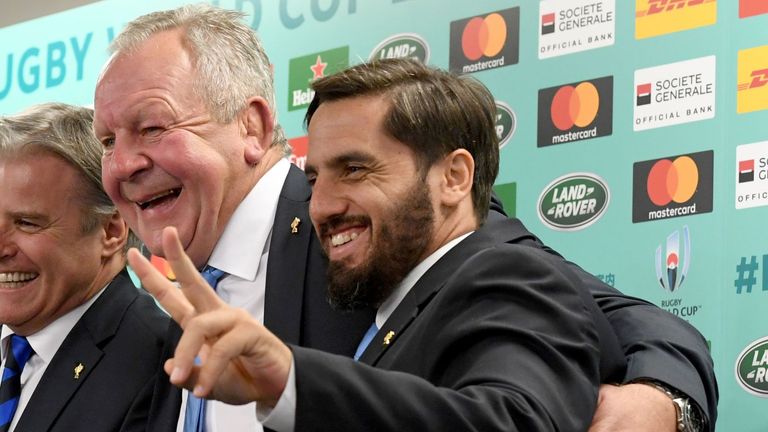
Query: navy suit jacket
488 198 717 429
13 270 169 432
292 216 623 431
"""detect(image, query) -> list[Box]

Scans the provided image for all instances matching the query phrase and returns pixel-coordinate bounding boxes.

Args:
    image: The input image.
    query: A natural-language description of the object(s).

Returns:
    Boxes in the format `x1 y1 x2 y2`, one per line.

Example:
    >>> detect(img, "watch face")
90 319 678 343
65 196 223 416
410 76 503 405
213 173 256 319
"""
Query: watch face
683 402 703 431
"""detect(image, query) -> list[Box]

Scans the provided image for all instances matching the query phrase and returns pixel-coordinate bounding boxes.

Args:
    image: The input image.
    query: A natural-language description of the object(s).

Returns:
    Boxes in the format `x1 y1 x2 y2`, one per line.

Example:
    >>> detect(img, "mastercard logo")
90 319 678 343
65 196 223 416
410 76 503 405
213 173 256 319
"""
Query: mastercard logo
646 156 699 206
461 13 507 61
550 82 600 131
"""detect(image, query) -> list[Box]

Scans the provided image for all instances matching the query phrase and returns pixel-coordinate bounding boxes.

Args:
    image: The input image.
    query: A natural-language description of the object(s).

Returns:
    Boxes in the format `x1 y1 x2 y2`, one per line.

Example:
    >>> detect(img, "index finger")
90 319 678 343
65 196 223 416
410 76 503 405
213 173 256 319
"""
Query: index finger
127 247 195 326
160 226 226 313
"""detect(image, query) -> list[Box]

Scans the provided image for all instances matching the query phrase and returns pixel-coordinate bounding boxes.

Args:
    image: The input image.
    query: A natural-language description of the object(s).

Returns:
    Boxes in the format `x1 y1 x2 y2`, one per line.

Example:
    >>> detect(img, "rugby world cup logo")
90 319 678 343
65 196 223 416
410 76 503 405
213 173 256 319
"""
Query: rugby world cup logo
655 225 690 292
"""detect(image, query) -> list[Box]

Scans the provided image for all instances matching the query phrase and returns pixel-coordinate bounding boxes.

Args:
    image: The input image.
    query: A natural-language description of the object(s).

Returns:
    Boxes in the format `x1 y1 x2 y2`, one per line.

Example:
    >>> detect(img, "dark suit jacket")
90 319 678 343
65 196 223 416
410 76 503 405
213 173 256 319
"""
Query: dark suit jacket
292 216 623 431
488 197 718 429
13 270 168 432
146 165 373 430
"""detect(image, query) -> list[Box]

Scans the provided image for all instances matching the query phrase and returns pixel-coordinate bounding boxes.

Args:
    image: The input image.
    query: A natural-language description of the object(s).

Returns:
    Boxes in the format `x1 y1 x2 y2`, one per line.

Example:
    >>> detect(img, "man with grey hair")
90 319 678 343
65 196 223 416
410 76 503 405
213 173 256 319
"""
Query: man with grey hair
93 4 372 432
0 103 169 432
94 4 716 432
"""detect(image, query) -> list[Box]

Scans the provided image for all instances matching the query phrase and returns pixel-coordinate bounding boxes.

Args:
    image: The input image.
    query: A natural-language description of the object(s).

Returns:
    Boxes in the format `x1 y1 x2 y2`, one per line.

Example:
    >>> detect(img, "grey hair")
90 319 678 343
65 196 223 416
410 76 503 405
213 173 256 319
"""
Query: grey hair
0 103 139 252
109 3 289 154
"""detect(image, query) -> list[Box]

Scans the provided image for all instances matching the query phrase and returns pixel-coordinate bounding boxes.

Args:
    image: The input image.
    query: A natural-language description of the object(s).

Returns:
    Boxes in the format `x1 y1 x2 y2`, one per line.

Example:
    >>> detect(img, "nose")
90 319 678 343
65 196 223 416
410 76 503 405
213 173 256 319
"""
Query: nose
104 132 152 182
0 230 18 261
309 174 348 227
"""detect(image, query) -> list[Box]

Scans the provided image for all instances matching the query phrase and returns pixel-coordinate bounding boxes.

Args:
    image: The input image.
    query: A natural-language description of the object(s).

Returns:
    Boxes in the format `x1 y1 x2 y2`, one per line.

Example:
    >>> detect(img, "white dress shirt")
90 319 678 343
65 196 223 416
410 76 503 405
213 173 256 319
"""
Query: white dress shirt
176 157 291 432
260 231 473 431
0 287 106 432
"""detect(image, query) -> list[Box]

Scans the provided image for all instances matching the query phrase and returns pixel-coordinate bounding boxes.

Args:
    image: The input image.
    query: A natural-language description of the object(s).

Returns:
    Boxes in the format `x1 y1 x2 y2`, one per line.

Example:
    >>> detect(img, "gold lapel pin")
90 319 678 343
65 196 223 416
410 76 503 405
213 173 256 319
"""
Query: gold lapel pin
290 217 301 234
383 330 395 345
73 363 85 379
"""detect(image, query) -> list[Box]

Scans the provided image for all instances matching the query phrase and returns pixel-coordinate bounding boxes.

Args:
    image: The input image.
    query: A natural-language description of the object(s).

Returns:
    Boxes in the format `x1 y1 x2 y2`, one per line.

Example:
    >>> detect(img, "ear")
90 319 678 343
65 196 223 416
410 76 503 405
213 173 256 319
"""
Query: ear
435 149 474 207
241 96 276 166
101 213 129 258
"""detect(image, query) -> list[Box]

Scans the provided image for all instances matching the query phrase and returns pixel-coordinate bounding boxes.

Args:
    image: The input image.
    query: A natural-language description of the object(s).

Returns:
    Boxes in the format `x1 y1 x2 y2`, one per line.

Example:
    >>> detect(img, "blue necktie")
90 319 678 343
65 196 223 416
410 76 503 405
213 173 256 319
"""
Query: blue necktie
353 323 379 361
184 266 226 432
0 335 34 432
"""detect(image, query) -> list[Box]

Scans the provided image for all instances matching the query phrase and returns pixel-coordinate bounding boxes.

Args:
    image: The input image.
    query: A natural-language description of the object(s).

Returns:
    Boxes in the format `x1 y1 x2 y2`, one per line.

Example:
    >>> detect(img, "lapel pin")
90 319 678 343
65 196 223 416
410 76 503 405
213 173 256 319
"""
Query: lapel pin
73 362 85 379
290 217 301 234
383 330 395 345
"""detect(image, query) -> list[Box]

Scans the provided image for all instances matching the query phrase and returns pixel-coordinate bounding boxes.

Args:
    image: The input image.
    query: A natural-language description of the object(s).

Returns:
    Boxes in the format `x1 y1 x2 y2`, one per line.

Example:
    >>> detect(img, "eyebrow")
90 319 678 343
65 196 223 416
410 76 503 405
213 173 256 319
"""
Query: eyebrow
305 151 375 178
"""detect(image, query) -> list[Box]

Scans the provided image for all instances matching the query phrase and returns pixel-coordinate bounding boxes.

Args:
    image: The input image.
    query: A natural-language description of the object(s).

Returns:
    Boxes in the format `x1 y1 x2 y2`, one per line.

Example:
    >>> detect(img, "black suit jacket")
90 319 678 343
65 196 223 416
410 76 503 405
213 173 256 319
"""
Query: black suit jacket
146 165 373 430
292 216 623 431
488 197 718 429
13 270 168 432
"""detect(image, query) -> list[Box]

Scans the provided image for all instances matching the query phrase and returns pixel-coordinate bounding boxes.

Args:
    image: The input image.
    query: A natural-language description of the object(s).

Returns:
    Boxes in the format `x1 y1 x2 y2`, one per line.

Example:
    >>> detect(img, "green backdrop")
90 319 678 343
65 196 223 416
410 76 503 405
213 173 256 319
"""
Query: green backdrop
2 1 767 429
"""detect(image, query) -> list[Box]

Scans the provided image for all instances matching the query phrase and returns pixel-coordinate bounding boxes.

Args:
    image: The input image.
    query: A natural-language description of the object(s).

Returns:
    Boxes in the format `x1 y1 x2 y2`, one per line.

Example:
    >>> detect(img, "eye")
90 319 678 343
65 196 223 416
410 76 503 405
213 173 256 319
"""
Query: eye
306 174 317 187
141 127 163 137
15 219 41 232
101 137 116 149
343 165 365 178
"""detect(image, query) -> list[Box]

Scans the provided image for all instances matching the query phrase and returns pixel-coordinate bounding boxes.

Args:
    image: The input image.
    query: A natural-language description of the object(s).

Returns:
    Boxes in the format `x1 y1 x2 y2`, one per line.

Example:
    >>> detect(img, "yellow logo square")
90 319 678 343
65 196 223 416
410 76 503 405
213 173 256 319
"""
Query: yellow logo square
635 0 717 39
737 45 768 114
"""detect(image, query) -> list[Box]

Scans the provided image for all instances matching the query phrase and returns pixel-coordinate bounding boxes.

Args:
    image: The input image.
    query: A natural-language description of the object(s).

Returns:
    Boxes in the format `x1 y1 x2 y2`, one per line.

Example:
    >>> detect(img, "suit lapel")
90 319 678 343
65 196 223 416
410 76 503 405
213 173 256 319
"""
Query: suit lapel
15 271 137 432
264 165 312 345
359 218 534 365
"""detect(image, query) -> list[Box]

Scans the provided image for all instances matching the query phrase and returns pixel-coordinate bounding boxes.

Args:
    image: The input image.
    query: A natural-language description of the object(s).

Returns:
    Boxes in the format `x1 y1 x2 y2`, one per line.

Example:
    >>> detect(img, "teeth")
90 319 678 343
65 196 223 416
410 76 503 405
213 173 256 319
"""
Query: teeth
0 272 37 283
137 189 178 206
331 231 359 247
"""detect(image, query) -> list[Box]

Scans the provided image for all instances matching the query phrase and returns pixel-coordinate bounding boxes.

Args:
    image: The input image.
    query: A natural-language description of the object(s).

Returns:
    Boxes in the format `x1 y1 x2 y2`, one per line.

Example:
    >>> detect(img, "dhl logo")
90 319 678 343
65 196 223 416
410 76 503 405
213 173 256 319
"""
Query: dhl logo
737 69 768 91
737 45 768 114
637 0 715 17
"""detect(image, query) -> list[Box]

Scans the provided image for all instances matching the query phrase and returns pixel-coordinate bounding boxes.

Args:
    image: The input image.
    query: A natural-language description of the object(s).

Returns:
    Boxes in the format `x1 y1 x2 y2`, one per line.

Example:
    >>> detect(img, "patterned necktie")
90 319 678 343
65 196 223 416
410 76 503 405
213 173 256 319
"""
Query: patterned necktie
0 335 34 432
353 322 379 361
184 265 227 432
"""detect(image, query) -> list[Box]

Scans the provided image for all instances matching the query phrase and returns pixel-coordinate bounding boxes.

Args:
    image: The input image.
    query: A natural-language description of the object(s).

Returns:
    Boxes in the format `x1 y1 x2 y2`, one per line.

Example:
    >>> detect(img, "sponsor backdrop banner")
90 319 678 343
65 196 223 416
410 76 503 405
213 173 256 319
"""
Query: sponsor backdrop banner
1 1 767 429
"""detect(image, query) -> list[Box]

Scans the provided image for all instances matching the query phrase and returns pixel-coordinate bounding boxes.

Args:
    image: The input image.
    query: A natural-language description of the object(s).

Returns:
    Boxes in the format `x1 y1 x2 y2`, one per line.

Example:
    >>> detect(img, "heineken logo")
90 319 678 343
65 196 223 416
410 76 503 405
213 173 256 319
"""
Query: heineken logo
736 336 768 397
538 173 610 231
370 33 430 63
288 46 349 111
495 101 516 148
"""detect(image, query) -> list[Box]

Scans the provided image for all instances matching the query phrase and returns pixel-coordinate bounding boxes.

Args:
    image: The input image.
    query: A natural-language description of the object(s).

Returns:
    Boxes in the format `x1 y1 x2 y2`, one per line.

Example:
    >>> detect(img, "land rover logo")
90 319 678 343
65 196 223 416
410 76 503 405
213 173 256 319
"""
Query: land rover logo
369 33 430 63
538 173 610 231
736 336 768 397
495 101 516 148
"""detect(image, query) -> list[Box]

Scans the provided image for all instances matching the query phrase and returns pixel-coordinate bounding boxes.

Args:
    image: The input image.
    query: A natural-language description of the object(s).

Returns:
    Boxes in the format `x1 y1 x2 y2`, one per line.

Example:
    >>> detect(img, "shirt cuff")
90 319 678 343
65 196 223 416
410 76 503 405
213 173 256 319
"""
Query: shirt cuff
256 357 296 432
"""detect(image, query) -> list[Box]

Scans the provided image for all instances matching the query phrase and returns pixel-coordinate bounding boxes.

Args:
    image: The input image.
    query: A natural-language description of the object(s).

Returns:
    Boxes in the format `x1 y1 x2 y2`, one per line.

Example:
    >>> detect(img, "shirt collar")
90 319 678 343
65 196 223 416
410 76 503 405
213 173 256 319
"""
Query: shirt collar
207 158 291 281
375 231 473 328
1 285 107 365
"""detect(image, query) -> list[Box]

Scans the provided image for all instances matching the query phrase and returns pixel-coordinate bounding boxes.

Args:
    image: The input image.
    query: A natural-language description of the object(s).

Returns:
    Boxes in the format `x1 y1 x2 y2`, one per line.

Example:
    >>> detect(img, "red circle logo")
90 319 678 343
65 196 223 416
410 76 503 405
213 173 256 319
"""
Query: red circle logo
550 82 600 131
646 156 699 206
461 13 507 61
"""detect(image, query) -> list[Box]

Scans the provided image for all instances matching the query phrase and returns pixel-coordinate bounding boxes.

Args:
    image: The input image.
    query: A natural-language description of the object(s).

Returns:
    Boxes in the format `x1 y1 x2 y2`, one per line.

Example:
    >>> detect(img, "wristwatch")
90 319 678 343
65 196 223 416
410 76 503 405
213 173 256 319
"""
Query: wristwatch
639 380 706 432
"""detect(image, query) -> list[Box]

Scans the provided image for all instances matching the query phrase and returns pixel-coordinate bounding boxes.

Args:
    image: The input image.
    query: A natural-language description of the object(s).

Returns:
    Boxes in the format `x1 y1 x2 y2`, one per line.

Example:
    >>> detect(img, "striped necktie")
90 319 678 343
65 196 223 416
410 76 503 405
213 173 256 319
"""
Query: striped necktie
184 265 226 432
0 335 34 432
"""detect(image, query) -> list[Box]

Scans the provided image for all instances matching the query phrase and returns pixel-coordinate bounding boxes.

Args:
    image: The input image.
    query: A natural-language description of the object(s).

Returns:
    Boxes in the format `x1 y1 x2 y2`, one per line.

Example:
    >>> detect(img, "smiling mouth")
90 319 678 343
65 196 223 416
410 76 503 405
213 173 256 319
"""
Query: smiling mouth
331 231 359 247
136 188 182 210
0 272 38 287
